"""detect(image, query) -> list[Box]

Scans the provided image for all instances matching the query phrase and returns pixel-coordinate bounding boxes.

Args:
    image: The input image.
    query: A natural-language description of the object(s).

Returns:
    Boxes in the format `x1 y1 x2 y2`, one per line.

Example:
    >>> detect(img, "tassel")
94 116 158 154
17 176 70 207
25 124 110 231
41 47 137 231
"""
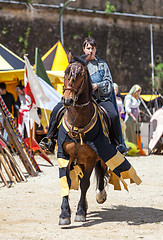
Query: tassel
79 133 83 145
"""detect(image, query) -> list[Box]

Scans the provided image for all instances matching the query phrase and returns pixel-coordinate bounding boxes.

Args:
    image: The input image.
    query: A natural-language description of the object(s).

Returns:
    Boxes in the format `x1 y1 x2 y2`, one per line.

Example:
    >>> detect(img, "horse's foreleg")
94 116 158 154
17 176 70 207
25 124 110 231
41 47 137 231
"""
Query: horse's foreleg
95 160 108 204
58 157 71 225
59 196 71 225
75 172 91 222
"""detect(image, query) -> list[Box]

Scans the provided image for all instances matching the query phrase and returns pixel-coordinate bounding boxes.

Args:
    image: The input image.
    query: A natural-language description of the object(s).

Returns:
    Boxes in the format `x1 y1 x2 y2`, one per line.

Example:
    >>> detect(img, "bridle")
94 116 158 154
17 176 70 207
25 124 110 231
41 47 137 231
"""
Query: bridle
62 62 94 146
63 63 90 107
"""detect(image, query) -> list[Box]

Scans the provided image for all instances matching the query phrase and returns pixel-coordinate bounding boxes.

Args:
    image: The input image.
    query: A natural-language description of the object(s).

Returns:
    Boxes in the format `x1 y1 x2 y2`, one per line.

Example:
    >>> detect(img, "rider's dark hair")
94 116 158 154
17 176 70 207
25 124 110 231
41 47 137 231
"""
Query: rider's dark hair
82 36 97 49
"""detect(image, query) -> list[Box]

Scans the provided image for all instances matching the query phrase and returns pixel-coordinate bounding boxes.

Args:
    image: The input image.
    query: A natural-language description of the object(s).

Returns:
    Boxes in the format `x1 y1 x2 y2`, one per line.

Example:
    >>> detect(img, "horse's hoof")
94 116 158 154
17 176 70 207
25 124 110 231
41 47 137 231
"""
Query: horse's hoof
96 189 107 204
75 214 86 222
59 217 71 225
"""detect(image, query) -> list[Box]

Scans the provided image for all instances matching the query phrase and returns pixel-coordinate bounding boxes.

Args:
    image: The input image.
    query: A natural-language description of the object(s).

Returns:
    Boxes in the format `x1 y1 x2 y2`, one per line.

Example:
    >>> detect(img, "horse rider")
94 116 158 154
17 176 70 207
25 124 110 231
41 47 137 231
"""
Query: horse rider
39 36 127 154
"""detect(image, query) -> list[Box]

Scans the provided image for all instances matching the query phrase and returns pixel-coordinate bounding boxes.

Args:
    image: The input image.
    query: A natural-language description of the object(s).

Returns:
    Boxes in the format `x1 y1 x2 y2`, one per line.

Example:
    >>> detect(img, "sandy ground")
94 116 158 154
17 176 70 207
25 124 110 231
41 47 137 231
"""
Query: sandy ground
0 152 163 240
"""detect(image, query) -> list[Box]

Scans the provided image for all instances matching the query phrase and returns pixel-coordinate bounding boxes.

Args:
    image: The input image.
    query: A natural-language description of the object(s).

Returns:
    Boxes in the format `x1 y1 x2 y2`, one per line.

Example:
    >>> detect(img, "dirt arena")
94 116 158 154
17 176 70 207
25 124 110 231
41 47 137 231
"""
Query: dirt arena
0 153 163 240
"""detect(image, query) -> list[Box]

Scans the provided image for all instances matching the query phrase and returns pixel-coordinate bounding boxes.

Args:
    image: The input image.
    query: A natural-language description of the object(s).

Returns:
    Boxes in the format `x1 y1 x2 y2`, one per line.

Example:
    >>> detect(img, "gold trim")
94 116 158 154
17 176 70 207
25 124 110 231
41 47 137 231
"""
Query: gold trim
121 166 142 185
59 176 70 197
106 151 125 171
108 169 121 190
120 176 129 191
62 102 98 134
58 158 69 168
69 169 79 190
108 165 142 191
98 110 107 137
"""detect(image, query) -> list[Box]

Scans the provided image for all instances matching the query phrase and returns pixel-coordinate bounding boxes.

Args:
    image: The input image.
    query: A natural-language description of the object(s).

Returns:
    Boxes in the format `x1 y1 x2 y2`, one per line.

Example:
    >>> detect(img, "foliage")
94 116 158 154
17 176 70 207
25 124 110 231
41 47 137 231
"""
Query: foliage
154 63 163 94
87 30 92 37
18 27 31 56
72 34 79 40
105 1 116 14
2 27 7 35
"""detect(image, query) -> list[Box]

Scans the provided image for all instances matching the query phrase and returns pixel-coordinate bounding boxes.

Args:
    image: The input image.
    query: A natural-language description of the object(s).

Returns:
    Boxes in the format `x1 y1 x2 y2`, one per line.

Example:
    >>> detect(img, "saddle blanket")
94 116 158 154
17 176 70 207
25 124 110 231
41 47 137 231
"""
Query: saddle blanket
57 108 142 197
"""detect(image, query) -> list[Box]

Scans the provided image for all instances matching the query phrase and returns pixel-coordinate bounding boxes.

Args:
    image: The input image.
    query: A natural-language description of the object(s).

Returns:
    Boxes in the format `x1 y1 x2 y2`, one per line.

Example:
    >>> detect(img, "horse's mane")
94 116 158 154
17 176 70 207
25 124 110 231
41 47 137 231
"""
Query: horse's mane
65 55 93 96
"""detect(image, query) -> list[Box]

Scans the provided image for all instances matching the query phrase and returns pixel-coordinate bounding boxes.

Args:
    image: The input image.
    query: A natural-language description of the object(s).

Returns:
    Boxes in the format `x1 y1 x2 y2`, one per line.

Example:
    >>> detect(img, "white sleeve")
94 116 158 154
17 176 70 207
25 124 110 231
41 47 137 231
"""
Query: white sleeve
125 97 132 114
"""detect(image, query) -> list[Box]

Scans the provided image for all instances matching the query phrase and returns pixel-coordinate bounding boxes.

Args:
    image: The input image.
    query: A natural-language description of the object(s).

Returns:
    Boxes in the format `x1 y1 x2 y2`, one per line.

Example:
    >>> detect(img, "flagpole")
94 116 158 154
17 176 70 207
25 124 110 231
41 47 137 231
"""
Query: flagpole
32 120 36 139
43 108 49 127
29 121 32 151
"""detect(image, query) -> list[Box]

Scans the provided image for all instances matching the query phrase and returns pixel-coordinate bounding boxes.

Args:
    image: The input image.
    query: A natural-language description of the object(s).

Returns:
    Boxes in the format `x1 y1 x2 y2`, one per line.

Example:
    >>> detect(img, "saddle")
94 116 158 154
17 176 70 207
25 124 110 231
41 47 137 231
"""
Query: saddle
95 102 111 141
51 100 111 142
48 106 66 139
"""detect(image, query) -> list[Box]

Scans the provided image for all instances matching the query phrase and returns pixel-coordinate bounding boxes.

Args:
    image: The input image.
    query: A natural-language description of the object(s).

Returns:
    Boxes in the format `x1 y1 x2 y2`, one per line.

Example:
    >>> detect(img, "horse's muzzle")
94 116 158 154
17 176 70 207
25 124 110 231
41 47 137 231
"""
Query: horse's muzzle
61 96 74 107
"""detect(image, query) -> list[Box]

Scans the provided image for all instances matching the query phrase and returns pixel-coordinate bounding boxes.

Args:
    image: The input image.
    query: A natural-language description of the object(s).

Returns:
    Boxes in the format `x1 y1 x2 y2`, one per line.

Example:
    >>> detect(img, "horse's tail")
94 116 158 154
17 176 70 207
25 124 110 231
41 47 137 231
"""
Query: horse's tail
95 159 109 191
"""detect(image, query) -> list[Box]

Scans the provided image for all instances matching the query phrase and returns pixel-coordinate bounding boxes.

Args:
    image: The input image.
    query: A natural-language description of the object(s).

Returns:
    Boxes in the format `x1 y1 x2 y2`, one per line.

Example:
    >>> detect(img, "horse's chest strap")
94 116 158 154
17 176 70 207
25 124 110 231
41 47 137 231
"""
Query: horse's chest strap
63 104 98 143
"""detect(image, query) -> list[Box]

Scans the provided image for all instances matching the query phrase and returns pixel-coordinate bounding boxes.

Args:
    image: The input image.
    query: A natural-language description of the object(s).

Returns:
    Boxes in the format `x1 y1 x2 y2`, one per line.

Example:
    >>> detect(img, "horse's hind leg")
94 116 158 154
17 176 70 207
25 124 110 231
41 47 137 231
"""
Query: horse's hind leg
95 159 108 204
59 196 71 225
75 171 91 222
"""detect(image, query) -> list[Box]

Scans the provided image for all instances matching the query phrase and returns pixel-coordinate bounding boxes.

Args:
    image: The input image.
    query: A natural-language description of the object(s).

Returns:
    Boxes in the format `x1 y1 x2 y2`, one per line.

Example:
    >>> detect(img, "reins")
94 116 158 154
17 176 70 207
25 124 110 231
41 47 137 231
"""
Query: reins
63 61 96 163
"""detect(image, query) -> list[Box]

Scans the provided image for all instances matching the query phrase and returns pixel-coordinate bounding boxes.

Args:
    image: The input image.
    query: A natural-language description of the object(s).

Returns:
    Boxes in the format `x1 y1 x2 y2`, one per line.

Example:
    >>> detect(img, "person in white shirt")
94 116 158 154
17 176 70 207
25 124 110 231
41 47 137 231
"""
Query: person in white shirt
15 85 30 138
124 84 141 144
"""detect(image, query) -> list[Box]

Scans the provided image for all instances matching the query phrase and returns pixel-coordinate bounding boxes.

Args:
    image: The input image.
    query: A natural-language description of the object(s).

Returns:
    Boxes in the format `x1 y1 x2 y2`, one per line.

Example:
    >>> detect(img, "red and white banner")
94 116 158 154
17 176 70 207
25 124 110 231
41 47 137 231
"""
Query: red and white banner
24 62 40 126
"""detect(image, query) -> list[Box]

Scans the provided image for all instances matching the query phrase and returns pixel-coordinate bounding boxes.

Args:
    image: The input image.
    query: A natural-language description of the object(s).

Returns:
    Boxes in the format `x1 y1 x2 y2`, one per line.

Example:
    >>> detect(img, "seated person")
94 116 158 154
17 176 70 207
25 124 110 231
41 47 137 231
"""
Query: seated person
0 82 17 141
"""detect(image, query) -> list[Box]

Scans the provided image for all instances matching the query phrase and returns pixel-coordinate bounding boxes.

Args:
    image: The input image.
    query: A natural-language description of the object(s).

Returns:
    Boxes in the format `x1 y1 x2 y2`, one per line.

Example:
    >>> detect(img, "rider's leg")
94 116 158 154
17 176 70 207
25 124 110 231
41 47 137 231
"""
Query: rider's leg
99 100 120 145
99 100 127 154
47 102 63 137
39 101 63 152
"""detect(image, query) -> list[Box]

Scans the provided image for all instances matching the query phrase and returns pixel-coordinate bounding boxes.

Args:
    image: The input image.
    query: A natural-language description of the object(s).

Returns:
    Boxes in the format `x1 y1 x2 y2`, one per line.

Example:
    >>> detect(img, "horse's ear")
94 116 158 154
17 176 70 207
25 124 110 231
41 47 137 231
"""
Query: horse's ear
67 50 74 63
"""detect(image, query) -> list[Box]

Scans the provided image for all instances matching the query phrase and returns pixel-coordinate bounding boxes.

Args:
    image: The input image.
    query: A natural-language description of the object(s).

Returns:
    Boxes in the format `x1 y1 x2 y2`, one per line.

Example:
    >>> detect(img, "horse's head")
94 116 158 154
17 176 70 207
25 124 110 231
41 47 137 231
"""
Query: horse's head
62 59 92 108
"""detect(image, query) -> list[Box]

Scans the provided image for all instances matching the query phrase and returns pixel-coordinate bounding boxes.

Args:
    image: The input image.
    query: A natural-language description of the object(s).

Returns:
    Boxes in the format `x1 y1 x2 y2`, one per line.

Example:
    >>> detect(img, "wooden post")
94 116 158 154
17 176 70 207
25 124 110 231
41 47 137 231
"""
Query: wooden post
0 145 20 182
3 115 37 176
0 154 16 184
0 167 9 187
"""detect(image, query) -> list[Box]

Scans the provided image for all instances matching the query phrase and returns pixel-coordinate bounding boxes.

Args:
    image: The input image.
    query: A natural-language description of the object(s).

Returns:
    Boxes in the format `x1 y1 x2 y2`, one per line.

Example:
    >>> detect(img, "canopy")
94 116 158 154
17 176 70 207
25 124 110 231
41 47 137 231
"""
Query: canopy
0 44 25 99
121 93 161 102
41 41 69 94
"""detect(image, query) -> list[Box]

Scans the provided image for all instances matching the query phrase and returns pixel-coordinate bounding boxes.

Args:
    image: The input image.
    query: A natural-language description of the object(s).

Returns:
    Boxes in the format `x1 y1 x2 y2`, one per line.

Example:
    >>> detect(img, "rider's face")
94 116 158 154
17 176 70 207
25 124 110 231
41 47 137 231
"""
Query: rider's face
83 43 96 61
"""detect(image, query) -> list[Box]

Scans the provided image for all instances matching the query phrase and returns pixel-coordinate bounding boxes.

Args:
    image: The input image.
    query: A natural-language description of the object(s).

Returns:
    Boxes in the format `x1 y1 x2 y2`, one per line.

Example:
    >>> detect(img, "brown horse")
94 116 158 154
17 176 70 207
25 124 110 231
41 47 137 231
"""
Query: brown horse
58 58 108 225
57 56 141 225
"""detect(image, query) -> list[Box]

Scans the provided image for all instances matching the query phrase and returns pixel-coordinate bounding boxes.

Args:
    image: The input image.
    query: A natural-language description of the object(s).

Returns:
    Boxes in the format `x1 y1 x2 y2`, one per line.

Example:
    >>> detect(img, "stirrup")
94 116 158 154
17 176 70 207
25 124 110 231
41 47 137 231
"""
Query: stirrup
39 137 56 154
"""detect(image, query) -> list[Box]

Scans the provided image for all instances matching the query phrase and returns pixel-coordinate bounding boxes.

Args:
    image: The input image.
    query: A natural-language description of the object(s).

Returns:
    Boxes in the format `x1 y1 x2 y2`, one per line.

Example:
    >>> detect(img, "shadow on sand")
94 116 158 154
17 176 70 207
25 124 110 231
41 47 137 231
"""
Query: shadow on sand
61 205 163 229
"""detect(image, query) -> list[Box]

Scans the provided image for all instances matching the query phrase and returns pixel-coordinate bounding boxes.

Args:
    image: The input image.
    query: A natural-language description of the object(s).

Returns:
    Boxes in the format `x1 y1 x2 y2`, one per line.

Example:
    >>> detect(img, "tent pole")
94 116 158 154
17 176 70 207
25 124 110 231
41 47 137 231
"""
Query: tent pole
150 24 159 111
150 24 155 94
139 97 152 118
